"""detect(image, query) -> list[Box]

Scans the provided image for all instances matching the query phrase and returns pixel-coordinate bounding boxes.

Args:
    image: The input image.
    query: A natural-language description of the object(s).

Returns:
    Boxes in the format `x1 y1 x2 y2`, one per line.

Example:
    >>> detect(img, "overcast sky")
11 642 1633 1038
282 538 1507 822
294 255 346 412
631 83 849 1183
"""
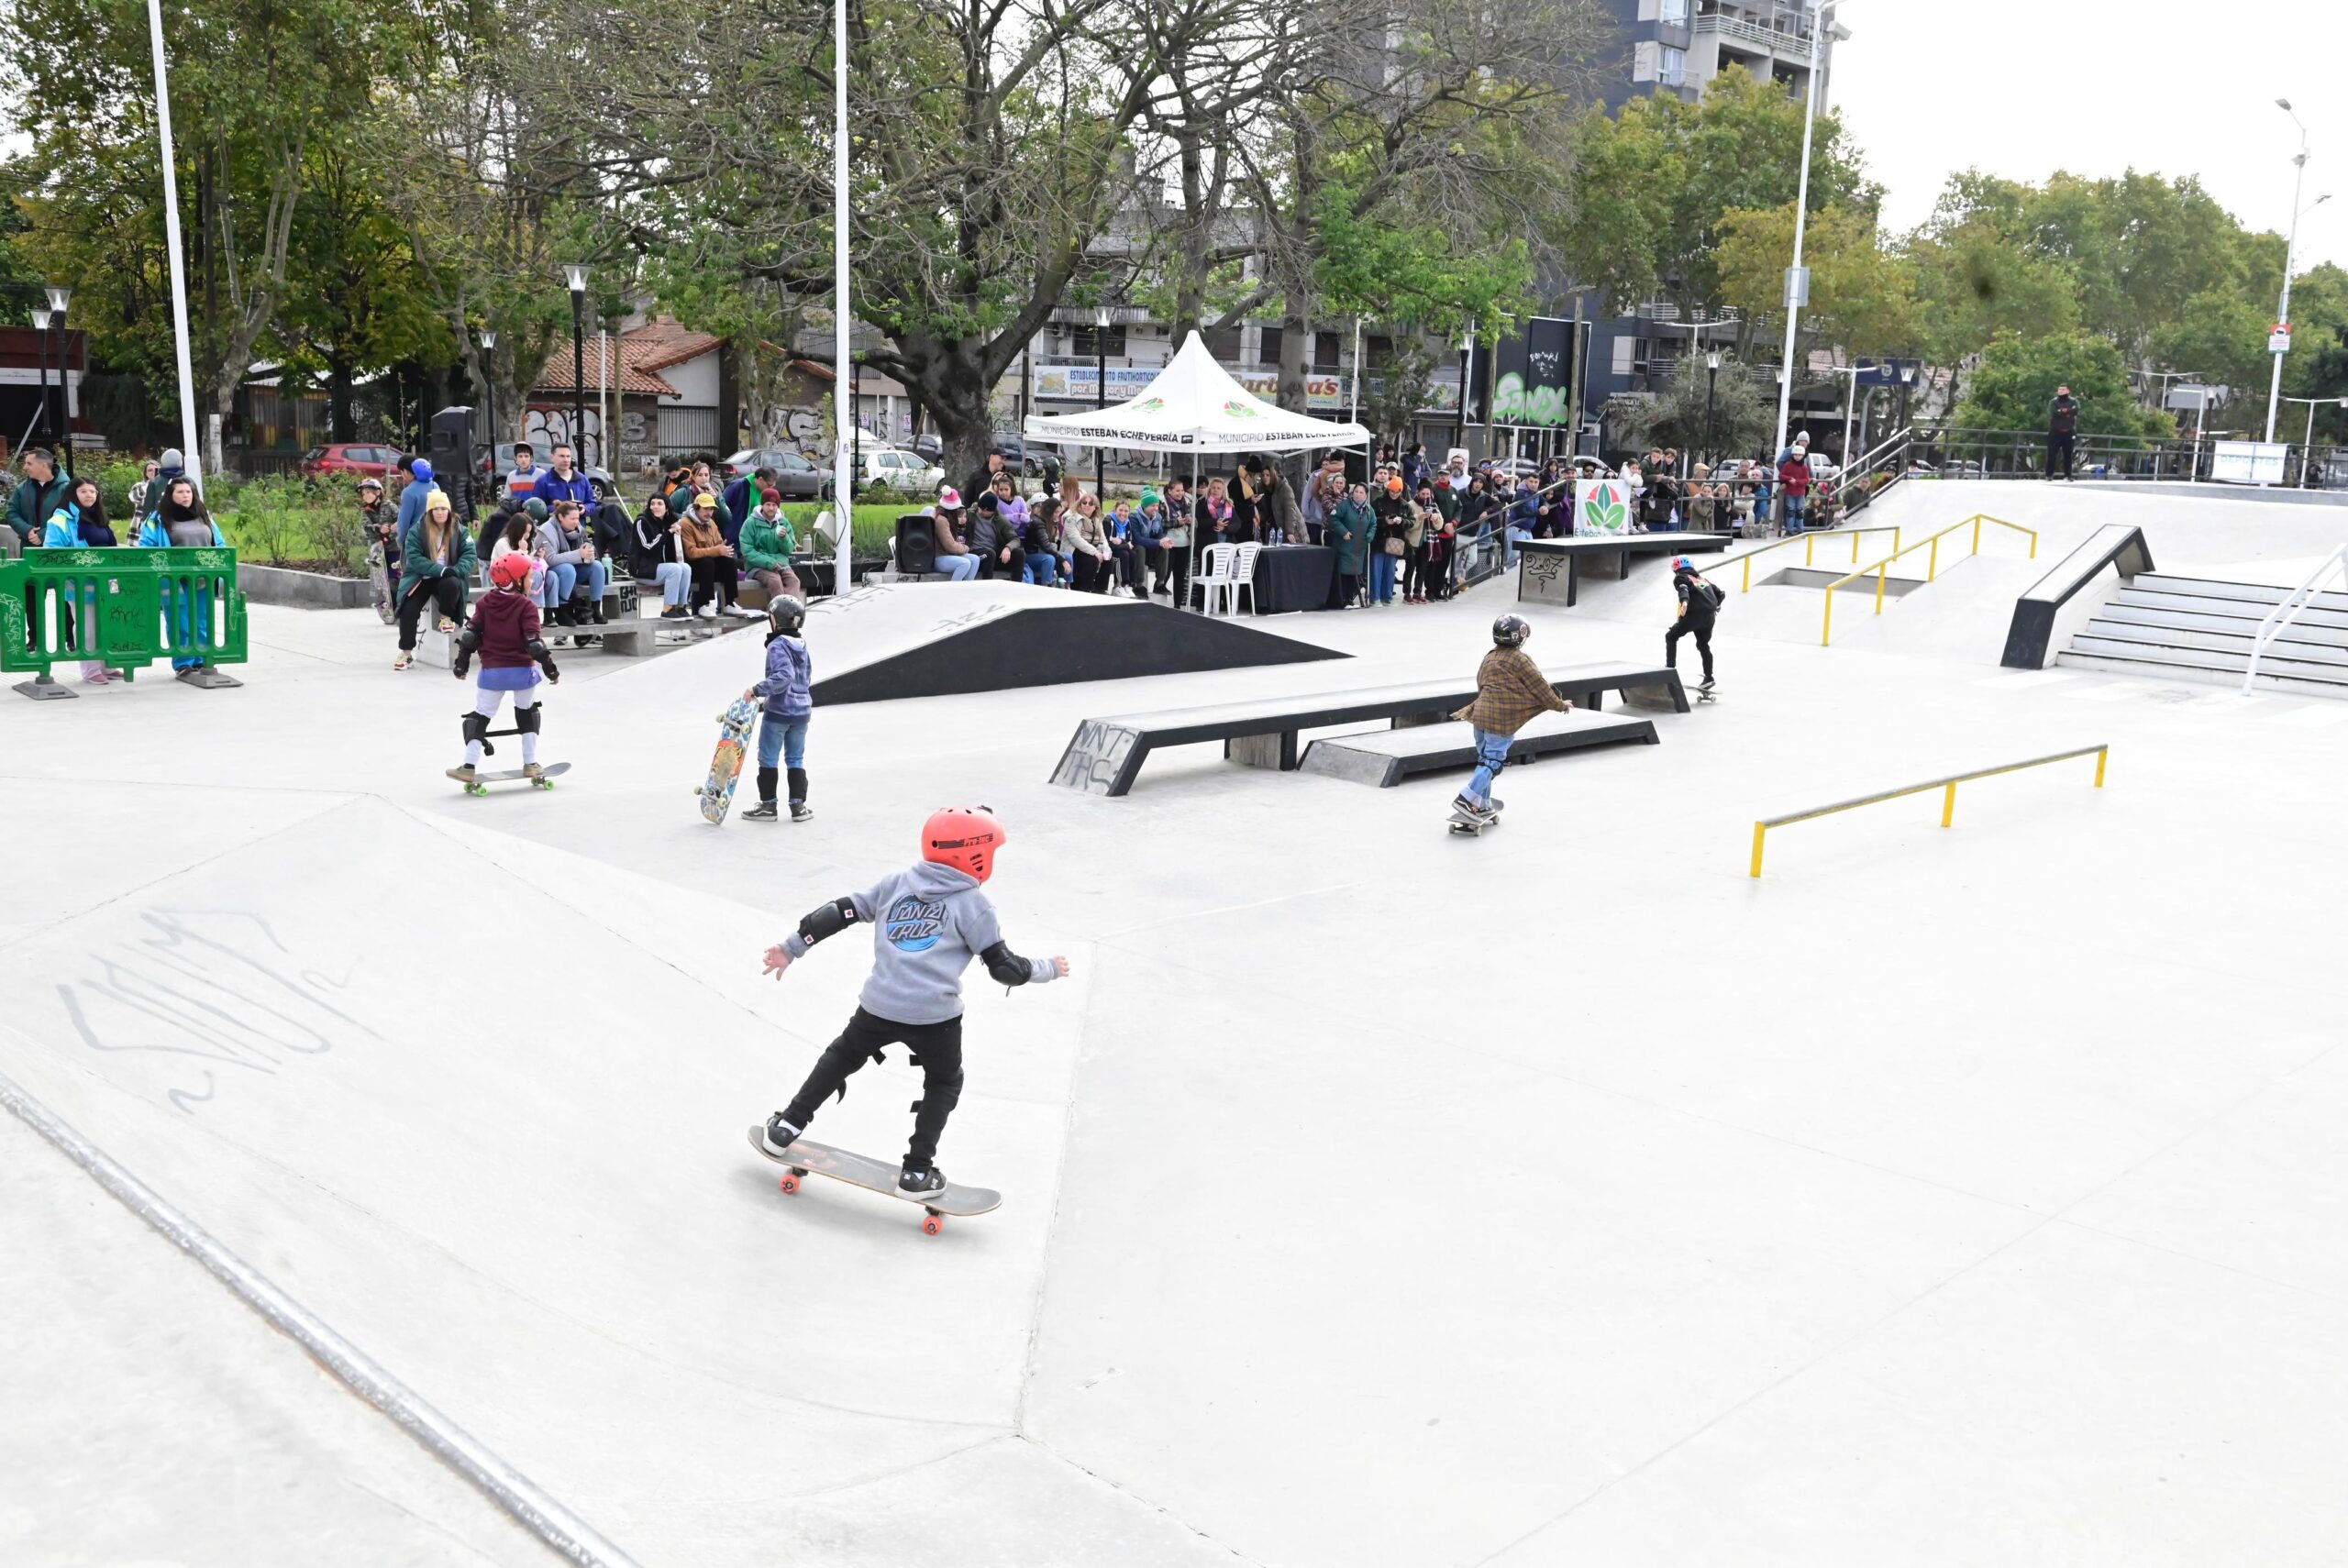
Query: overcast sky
1831 0 2346 276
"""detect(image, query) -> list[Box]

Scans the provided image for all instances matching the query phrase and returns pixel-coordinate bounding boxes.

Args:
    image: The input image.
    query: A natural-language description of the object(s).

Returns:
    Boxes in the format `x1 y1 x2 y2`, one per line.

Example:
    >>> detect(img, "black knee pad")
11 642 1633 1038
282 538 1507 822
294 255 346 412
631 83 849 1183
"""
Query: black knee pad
513 702 543 734
787 767 808 803
461 711 491 745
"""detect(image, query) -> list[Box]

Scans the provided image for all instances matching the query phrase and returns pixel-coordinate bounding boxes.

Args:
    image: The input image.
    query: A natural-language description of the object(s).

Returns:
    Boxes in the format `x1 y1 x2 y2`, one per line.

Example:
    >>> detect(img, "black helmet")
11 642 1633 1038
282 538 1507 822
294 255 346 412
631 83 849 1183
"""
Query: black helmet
1492 614 1530 647
767 594 806 635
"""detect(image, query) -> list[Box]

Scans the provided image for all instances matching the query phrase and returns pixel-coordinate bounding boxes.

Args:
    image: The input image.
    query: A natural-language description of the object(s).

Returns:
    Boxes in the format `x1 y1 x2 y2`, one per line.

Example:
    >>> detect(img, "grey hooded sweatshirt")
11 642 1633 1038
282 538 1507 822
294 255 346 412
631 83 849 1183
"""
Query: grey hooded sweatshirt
782 860 1056 1024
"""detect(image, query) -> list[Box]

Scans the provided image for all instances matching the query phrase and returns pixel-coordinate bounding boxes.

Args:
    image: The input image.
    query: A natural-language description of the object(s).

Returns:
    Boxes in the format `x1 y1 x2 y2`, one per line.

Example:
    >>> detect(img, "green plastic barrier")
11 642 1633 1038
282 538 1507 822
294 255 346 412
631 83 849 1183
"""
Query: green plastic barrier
0 547 249 698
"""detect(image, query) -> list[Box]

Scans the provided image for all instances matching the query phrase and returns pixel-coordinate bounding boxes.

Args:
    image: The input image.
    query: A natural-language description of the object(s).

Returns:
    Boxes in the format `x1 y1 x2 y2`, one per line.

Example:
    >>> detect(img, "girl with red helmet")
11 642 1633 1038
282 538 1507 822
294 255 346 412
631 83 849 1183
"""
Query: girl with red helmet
445 549 561 788
757 807 1069 1196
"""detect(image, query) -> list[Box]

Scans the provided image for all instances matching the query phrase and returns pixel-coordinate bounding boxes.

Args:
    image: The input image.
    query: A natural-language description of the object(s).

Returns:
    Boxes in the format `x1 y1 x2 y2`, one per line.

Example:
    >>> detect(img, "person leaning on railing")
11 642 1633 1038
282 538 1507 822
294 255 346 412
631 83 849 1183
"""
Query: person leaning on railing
138 477 231 678
43 475 118 684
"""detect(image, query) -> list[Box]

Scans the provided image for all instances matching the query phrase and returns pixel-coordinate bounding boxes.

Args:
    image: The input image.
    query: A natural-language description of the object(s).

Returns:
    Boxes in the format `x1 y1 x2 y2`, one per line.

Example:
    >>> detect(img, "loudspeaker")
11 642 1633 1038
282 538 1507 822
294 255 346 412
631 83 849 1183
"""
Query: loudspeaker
429 405 477 521
894 513 937 576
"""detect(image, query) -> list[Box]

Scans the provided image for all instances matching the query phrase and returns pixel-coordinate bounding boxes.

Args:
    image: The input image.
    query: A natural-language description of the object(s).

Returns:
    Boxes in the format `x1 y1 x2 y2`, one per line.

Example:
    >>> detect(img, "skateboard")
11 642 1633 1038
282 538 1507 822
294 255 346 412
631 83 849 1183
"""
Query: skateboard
367 540 396 625
745 1127 1001 1234
452 761 569 796
698 697 759 824
1446 801 1503 837
1694 683 1719 705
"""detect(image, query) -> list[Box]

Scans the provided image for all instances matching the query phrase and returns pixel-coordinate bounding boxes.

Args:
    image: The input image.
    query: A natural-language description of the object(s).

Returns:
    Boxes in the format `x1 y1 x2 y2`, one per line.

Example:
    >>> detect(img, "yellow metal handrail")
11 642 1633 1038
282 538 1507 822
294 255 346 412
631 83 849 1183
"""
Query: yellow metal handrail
1749 744 2108 878
1819 513 2039 646
1733 524 1904 592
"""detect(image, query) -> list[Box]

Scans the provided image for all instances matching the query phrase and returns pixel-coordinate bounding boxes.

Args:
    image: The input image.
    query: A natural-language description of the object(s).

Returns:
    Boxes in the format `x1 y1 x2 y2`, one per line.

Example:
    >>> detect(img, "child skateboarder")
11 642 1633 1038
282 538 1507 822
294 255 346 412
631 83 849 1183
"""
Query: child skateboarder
1666 555 1720 695
739 594 813 822
1449 614 1571 828
447 552 561 786
758 808 1069 1196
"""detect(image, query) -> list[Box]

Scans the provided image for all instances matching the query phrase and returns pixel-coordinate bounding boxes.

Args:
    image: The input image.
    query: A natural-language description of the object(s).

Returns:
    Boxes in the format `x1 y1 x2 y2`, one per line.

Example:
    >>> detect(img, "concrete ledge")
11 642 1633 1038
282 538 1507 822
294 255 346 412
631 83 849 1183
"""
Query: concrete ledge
238 562 371 611
1297 708 1660 787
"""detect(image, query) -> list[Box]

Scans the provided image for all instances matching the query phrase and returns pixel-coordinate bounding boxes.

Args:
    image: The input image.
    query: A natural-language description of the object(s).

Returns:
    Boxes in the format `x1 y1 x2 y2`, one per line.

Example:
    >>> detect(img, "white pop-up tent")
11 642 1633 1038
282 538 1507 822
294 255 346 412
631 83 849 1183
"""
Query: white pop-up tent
1024 330 1373 610
1024 330 1373 454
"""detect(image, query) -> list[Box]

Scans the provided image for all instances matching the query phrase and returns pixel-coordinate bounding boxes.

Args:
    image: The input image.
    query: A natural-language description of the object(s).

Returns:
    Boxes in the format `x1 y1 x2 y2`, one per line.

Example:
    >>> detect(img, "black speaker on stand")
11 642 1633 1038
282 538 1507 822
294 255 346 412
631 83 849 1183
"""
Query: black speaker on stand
894 513 937 576
428 405 478 523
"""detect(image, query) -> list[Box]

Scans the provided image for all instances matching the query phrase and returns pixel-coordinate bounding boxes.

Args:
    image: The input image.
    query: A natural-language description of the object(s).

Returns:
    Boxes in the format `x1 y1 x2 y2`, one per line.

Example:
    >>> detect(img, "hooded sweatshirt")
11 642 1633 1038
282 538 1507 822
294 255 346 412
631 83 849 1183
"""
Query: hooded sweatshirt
781 859 1058 1025
752 629 813 719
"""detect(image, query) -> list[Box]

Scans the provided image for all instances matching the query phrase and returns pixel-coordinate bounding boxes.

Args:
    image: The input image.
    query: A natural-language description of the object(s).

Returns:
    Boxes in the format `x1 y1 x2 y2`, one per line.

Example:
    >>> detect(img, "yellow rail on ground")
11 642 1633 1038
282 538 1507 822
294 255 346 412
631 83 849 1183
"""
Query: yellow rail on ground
1820 513 2038 646
1733 524 1904 592
1748 744 2108 878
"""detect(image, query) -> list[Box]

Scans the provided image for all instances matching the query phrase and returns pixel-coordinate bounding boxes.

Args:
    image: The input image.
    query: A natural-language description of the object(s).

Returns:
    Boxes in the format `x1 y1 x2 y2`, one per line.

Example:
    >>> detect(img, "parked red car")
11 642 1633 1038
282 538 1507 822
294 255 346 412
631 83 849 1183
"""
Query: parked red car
300 443 407 480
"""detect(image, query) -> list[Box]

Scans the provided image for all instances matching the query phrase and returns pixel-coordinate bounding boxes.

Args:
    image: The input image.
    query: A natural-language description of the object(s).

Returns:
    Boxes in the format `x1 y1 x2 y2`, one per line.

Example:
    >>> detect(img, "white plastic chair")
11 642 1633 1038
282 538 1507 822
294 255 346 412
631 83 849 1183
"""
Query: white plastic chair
1196 544 1240 616
1228 541 1263 615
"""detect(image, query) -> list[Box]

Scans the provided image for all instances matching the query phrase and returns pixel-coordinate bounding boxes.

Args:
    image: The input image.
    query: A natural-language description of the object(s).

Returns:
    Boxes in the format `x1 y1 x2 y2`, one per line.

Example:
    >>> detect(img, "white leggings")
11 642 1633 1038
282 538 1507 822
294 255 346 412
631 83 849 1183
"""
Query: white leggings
467 684 542 767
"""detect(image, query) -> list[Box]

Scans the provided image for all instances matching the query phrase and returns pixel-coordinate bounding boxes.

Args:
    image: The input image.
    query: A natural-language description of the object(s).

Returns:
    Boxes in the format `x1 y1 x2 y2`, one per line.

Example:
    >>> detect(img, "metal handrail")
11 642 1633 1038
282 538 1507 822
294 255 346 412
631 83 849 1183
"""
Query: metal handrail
2241 544 2348 692
1732 525 1904 592
1819 513 2039 646
1750 744 2109 878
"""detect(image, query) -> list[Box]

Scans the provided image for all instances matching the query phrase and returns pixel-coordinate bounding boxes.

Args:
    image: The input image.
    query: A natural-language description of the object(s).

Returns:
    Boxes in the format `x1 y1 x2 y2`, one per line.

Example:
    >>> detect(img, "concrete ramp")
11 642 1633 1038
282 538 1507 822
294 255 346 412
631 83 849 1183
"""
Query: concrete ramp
0 794 1228 1568
1297 709 1659 787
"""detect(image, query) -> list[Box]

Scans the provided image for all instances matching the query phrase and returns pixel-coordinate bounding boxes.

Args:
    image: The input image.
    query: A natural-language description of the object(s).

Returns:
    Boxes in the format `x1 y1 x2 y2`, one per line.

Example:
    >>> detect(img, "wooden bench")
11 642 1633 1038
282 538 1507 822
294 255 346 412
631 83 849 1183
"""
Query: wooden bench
1517 534 1732 608
1047 661 1687 796
1298 708 1659 787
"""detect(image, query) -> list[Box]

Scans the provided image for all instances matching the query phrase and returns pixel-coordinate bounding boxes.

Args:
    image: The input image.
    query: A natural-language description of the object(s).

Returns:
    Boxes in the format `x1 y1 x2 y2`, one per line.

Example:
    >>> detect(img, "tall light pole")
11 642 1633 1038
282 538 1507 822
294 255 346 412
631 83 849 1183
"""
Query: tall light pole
1773 0 1844 463
830 0 852 591
144 0 201 486
1454 326 1473 454
1094 305 1111 499
2266 100 2314 445
562 265 588 468
1704 350 1720 468
479 328 499 483
31 306 51 454
45 287 72 476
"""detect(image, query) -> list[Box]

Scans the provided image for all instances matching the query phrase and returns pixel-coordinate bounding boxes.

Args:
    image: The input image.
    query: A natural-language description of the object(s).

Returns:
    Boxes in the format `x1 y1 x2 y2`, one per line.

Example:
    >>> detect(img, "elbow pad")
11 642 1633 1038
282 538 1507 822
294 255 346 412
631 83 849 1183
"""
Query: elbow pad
798 898 859 946
980 940 1033 988
526 637 559 679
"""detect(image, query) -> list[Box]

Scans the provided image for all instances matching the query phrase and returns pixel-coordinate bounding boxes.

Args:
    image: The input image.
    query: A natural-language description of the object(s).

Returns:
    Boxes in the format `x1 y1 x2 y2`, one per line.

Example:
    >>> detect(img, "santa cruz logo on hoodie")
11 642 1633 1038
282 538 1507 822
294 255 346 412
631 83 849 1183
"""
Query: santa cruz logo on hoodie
885 895 947 952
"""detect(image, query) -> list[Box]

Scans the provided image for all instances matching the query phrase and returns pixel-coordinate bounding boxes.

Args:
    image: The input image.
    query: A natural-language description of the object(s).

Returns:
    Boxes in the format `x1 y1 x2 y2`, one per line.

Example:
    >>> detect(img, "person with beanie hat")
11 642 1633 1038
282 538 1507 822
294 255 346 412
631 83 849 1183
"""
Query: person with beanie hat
395 457 437 539
741 486 804 605
393 488 476 668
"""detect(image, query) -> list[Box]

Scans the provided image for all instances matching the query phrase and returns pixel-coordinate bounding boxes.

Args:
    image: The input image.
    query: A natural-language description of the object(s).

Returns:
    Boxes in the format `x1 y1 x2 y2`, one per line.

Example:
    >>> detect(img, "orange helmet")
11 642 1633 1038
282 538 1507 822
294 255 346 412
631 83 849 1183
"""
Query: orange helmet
922 806 1006 883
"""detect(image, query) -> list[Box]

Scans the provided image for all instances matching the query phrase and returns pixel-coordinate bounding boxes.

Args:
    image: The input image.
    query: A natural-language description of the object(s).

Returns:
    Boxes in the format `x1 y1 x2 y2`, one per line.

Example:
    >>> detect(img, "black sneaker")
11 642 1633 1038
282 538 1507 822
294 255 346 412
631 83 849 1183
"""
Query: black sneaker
789 802 814 823
741 801 781 822
898 1165 947 1196
760 1115 802 1156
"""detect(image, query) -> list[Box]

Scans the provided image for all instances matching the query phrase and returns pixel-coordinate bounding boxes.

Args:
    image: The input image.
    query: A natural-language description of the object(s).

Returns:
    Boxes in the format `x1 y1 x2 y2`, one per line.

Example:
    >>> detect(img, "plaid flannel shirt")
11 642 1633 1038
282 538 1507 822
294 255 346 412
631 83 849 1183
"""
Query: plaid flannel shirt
1453 646 1568 736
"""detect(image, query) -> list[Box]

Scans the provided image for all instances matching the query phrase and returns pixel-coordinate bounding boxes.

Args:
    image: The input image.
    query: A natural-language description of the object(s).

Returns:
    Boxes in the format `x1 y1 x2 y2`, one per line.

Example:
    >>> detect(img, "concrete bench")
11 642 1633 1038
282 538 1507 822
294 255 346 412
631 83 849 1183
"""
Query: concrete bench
1047 661 1686 796
1297 708 1659 787
1518 534 1732 608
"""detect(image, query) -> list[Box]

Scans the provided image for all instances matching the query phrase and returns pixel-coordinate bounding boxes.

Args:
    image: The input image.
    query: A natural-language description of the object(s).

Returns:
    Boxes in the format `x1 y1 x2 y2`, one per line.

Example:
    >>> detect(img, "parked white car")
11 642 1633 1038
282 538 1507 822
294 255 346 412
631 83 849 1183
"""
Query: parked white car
858 447 944 495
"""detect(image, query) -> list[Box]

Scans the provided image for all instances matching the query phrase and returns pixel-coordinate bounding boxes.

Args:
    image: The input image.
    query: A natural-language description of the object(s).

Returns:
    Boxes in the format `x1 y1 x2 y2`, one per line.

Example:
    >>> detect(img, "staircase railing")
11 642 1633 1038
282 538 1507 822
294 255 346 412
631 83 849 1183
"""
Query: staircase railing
2241 544 2348 693
1836 425 1914 520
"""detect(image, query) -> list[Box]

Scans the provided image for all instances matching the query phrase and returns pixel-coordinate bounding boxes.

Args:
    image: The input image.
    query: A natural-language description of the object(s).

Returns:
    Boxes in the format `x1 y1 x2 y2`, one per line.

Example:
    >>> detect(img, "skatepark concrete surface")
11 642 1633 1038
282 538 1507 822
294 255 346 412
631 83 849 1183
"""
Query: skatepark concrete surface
5 477 2347 1567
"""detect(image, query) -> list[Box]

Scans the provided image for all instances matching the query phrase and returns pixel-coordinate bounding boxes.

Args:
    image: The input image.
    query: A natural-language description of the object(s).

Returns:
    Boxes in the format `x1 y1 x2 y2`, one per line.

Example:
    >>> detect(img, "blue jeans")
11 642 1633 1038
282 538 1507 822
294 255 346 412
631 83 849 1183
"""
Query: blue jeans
1505 525 1532 568
1370 551 1399 602
758 712 808 769
161 581 213 670
937 554 980 581
648 561 691 607
1023 551 1058 587
545 558 609 609
1464 727 1511 807
1779 493 1806 532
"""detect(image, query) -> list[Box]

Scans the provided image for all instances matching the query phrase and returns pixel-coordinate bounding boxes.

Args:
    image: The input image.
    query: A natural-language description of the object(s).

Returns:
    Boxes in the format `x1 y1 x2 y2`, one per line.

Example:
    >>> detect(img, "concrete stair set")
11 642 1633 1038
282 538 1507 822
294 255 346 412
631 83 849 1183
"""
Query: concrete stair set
2056 572 2348 696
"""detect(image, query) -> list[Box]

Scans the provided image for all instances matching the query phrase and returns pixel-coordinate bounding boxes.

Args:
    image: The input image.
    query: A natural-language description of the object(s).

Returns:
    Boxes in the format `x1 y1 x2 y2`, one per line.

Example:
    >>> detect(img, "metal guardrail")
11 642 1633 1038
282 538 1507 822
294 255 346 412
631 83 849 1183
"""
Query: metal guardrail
2242 544 2348 692
1749 744 2110 878
1820 513 2038 646
1733 525 1904 592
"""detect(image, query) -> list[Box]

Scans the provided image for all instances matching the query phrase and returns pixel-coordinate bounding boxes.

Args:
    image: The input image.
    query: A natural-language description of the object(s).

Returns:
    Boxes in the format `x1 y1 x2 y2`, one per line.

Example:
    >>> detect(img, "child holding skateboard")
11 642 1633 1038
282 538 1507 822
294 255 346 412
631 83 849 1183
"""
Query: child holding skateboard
1666 555 1721 696
1450 614 1571 828
739 594 813 823
447 552 561 788
757 808 1069 1196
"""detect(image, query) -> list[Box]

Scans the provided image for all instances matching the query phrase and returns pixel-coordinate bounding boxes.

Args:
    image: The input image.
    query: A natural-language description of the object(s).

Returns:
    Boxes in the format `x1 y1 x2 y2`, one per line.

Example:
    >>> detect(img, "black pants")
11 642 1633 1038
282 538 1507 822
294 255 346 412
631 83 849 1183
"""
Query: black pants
1163 543 1191 607
782 1007 965 1170
1665 617 1715 680
1072 553 1110 593
979 546 1025 580
397 577 464 650
1402 543 1430 598
2047 434 2075 480
689 556 736 608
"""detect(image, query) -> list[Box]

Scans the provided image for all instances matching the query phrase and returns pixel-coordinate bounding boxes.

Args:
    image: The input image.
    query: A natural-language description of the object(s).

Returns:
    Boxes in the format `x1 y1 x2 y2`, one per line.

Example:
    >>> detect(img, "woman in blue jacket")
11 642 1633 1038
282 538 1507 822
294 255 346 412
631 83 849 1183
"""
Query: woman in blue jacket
43 477 119 682
136 478 229 675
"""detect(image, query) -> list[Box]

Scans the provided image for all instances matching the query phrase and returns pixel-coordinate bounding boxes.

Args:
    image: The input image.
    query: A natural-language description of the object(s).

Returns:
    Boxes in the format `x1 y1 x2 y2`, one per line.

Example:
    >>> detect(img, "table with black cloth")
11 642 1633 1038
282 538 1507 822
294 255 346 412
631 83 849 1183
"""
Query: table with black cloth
1249 544 1340 613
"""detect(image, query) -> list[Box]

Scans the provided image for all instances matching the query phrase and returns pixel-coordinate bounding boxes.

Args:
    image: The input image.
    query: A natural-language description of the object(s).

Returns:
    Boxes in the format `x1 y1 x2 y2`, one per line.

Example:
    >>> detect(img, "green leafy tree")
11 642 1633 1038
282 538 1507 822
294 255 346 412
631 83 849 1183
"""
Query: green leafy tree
1954 330 2172 438
1601 353 1776 461
1715 203 1919 360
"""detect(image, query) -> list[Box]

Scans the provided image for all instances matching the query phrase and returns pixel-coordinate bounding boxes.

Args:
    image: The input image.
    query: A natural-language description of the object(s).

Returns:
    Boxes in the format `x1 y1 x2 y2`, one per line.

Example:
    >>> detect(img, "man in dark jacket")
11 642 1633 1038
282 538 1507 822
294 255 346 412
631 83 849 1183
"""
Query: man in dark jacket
2047 385 2078 480
964 448 1012 508
6 447 69 551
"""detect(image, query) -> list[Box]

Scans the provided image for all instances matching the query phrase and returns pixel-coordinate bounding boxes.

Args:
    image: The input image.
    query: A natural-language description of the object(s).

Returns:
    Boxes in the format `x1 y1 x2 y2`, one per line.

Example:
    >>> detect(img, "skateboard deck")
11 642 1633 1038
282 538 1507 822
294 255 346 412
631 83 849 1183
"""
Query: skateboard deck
698 698 759 824
1446 803 1501 837
745 1127 1001 1234
1695 684 1719 704
367 540 397 625
453 761 569 795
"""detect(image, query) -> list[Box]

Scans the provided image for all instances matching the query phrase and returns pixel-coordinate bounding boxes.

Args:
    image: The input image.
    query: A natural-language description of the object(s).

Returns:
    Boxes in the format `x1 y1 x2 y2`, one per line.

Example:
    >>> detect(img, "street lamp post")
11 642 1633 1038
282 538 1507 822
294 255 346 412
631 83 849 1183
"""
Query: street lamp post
562 264 589 468
1454 326 1473 454
46 286 72 476
1704 350 1720 468
479 328 498 484
1773 0 1843 464
1094 305 1110 499
31 306 51 455
2267 101 2314 447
